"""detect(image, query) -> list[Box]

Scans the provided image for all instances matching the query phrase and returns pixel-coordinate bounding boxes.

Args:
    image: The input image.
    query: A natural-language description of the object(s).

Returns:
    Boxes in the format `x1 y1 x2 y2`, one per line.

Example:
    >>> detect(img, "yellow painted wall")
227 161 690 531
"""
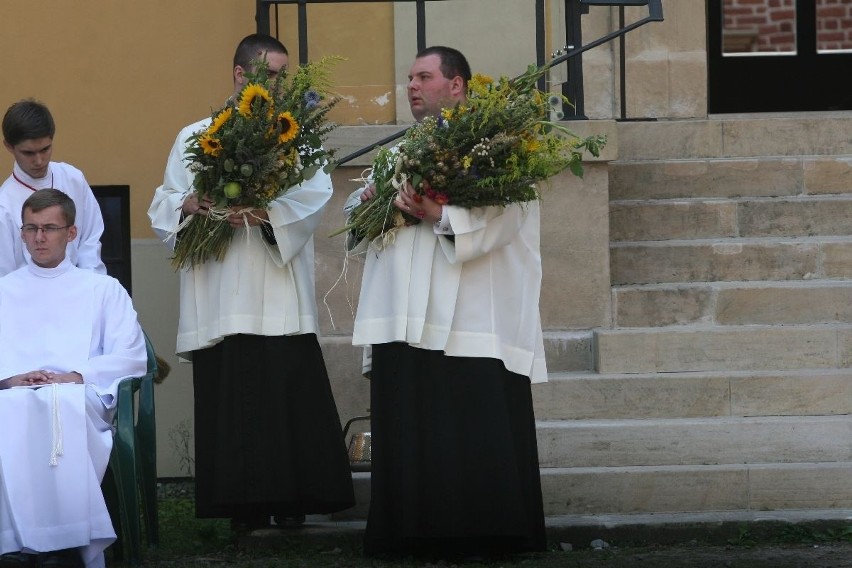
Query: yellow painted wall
269 4 397 125
0 1 394 240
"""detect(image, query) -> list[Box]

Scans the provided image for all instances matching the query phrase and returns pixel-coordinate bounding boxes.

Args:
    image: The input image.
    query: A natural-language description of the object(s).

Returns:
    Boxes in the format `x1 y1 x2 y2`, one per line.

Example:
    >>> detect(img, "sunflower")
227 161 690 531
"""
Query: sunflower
238 83 272 117
199 134 223 157
207 107 232 135
276 111 300 143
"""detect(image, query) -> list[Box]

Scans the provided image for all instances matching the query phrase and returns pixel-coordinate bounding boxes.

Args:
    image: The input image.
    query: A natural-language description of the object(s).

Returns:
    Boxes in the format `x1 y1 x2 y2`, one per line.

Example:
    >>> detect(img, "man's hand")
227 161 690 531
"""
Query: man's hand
45 372 84 385
394 181 442 224
360 183 376 202
1 370 52 389
182 192 214 216
227 207 269 228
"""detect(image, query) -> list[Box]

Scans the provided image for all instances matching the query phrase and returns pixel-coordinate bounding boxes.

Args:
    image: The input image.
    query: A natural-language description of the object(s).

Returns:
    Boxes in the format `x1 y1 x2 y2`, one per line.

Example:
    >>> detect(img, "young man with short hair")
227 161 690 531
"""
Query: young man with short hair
0 99 105 276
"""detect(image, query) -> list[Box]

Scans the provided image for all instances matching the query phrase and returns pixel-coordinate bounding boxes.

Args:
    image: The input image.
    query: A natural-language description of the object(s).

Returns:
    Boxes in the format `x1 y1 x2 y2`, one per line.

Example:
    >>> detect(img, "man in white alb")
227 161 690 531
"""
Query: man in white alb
0 99 105 276
0 188 146 568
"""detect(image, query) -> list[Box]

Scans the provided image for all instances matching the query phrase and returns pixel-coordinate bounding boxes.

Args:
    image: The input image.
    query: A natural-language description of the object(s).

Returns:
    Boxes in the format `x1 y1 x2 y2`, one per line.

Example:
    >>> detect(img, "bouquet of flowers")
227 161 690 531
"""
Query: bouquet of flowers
171 56 340 269
334 64 606 247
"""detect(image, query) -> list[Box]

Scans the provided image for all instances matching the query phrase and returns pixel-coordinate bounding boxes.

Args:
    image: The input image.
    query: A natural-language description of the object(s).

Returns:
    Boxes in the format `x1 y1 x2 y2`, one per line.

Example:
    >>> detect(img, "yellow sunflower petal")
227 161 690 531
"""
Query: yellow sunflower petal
207 107 233 134
276 111 300 143
199 135 222 157
238 83 272 117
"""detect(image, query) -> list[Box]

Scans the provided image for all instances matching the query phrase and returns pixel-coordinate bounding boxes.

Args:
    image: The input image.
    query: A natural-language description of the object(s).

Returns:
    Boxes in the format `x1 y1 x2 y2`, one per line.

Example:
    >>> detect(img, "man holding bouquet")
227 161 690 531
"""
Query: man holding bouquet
348 46 547 558
149 33 354 531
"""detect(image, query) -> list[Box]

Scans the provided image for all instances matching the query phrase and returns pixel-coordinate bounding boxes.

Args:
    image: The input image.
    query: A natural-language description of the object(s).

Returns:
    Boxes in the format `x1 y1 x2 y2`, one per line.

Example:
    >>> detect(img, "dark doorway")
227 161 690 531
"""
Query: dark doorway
708 0 852 113
92 185 132 296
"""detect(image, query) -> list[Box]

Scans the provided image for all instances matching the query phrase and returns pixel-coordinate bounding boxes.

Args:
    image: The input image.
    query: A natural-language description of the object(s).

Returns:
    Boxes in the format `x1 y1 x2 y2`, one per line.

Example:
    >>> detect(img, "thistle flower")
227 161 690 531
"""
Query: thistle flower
304 90 321 109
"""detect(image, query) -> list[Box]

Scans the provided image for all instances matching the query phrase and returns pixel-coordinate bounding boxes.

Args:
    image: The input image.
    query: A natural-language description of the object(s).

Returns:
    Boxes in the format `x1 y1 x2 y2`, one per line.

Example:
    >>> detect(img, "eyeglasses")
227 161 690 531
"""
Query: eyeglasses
20 224 69 236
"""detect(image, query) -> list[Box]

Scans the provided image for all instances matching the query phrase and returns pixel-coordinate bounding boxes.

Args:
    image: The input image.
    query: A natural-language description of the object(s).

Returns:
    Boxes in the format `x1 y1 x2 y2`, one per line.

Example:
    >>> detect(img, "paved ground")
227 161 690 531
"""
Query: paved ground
233 509 852 567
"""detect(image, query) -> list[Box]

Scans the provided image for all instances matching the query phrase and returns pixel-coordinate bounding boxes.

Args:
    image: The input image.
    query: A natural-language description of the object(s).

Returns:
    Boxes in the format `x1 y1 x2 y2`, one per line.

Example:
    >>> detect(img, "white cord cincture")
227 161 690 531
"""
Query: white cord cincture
49 383 63 466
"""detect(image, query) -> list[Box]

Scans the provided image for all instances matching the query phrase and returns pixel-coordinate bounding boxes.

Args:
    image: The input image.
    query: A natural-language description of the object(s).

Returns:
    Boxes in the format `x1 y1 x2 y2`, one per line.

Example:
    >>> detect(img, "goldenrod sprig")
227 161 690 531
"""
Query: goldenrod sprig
336 63 606 246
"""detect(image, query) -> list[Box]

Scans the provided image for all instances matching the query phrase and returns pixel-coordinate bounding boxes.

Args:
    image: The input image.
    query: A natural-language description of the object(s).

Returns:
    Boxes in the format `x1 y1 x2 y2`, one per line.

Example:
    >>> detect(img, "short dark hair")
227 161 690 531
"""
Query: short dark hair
2 99 56 147
416 46 472 88
233 34 288 71
22 188 76 226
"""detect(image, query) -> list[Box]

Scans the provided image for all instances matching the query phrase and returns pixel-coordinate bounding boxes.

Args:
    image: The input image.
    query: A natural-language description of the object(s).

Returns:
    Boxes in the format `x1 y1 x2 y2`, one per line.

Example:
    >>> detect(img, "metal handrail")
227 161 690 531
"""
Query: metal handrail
334 0 663 166
254 0 663 165
256 0 450 61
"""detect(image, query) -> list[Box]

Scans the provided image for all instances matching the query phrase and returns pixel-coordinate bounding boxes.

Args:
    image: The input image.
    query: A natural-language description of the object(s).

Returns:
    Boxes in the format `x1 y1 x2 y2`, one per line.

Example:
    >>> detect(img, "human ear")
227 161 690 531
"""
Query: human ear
234 65 246 86
450 76 465 98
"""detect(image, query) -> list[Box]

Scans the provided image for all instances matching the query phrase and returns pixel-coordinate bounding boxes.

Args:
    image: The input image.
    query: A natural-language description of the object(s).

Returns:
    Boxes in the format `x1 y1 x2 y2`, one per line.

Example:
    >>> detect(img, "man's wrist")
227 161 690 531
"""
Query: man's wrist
433 205 453 235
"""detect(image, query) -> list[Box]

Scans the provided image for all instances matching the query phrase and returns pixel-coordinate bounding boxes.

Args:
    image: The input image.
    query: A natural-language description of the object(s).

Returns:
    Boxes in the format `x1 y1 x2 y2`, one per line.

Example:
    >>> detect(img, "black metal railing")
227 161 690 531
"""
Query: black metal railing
255 0 663 165
256 0 451 61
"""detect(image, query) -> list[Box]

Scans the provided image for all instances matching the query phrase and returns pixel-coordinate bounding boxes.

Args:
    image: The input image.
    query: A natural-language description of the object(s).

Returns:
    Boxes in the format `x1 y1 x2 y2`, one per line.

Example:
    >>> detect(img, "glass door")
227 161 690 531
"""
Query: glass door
708 0 852 113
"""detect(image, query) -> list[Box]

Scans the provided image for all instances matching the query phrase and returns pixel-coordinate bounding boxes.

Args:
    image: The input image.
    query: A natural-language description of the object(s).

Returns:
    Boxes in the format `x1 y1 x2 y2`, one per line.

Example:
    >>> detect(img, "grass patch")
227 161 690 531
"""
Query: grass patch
122 483 852 567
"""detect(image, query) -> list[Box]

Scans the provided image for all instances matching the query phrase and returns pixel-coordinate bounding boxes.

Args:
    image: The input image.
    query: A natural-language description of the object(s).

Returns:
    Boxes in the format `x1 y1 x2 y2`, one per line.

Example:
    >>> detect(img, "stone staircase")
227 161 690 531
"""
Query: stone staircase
533 114 852 517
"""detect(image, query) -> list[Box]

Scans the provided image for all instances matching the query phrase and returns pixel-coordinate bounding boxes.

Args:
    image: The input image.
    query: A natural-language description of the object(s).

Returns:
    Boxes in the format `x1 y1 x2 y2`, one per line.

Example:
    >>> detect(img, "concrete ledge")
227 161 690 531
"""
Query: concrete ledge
545 508 852 548
332 462 852 520
240 508 852 550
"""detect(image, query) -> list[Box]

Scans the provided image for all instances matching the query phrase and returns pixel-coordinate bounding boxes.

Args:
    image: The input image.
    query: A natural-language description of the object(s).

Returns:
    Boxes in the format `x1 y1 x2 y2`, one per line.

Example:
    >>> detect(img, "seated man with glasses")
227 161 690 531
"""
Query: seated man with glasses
0 188 146 568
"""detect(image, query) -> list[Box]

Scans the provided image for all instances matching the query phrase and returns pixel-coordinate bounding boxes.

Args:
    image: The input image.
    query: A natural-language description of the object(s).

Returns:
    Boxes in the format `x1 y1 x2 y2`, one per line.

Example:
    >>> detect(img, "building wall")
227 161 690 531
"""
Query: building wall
1 0 692 476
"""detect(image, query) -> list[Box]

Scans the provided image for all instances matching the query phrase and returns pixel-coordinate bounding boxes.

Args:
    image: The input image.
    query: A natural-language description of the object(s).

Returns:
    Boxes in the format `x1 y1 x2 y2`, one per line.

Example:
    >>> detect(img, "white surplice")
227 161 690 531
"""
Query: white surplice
148 118 332 359
0 257 147 567
0 162 106 276
350 198 548 383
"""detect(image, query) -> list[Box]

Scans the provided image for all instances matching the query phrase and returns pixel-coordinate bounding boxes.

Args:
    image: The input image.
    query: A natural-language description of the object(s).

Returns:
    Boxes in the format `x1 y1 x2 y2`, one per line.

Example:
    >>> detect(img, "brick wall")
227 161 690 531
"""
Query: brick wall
723 0 852 52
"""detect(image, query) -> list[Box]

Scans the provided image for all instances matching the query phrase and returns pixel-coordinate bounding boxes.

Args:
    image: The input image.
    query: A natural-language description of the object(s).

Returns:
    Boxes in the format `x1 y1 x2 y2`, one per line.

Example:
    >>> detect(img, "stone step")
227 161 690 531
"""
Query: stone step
543 330 594 372
539 462 852 515
610 195 852 242
594 324 852 374
616 115 852 162
337 462 852 518
321 329 594 383
533 369 852 420
613 280 852 327
535 416 852 468
610 237 852 285
609 156 852 201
